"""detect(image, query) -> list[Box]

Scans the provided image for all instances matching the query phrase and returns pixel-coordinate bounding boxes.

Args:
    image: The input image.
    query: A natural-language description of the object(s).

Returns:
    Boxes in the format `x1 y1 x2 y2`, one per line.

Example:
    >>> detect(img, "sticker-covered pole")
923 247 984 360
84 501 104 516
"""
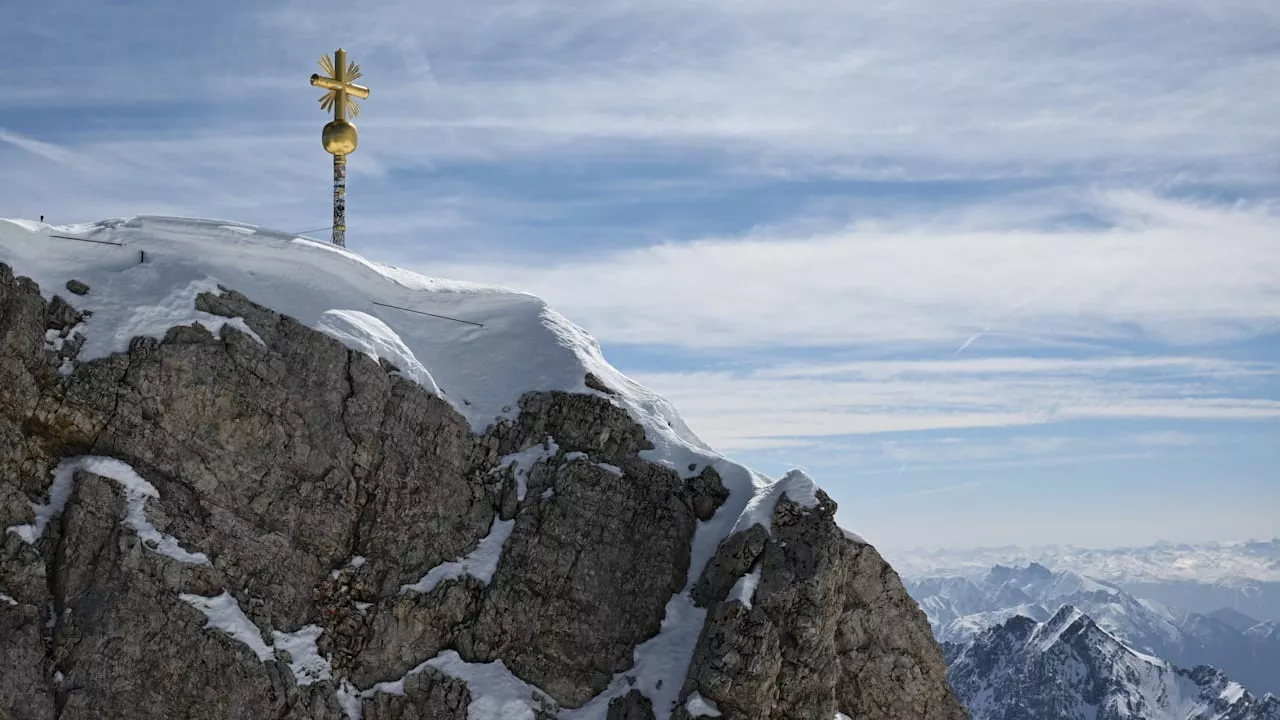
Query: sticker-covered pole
333 154 347 247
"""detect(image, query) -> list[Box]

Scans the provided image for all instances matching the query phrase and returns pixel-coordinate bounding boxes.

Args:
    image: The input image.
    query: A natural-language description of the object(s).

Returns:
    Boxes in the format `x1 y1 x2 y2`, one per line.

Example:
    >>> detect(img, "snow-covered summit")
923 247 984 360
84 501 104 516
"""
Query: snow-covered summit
0 212 842 558
0 216 703 443
2 214 867 719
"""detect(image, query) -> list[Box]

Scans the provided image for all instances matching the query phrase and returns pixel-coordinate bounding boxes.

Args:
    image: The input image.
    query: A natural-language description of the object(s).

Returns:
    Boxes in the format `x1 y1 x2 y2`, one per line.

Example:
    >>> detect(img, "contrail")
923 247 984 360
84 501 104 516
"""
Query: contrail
954 332 985 355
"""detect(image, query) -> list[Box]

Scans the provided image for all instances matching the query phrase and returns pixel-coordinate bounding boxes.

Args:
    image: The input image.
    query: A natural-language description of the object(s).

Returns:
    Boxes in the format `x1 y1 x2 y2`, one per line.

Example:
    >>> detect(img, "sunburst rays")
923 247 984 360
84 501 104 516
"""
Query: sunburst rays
315 55 364 119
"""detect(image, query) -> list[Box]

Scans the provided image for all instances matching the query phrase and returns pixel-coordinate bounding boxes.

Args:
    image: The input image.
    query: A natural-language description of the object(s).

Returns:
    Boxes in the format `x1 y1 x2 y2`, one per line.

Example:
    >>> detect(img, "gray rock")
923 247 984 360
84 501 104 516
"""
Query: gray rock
691 524 768 608
678 601 782 719
583 372 618 396
65 280 90 296
607 689 656 720
44 295 83 333
362 667 470 719
680 492 967 720
0 263 963 719
352 577 484 688
0 552 55 720
685 465 729 522
51 471 303 720
463 458 696 707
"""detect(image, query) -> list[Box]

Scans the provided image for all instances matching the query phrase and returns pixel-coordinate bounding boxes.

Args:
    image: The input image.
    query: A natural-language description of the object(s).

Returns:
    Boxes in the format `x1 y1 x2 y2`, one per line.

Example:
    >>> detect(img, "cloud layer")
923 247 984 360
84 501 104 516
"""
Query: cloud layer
426 191 1280 351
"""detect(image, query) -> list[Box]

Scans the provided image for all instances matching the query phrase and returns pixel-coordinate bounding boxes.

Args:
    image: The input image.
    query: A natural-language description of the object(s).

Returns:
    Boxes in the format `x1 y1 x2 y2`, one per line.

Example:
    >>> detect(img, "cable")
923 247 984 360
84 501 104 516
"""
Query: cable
371 301 485 328
290 226 334 236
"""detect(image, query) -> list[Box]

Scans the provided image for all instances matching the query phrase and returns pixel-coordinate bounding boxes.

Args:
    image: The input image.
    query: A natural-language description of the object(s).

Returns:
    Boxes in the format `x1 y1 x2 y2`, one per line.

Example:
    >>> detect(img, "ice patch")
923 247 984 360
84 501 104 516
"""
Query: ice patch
272 625 331 685
685 691 723 717
401 516 515 594
179 591 273 661
728 565 762 610
6 456 210 566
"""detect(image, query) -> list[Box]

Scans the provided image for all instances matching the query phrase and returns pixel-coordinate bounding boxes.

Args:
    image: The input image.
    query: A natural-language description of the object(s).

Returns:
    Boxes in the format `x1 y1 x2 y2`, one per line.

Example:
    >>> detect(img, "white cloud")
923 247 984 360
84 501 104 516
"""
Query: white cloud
426 192 1280 350
4 0 1278 224
235 0 1280 176
624 354 1279 449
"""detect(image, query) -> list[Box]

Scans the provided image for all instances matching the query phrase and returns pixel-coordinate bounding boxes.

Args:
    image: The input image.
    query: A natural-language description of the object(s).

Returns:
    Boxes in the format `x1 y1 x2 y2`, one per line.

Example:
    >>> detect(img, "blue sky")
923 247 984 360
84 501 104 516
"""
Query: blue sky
2 0 1277 551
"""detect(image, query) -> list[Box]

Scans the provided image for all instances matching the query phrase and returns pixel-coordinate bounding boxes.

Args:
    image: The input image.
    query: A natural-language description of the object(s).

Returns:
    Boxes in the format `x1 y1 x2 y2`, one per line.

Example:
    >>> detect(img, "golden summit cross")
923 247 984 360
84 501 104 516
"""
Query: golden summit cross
310 49 370 248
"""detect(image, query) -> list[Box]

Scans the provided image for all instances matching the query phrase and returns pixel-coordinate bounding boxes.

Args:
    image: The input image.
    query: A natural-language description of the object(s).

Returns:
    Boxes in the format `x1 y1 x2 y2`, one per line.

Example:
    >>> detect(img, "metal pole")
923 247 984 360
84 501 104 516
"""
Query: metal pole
333 154 347 247
333 49 347 122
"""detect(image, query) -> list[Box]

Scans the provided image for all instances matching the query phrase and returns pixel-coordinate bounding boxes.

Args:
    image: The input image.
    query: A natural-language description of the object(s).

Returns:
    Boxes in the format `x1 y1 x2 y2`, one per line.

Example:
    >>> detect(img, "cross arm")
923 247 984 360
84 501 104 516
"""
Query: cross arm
310 74 371 99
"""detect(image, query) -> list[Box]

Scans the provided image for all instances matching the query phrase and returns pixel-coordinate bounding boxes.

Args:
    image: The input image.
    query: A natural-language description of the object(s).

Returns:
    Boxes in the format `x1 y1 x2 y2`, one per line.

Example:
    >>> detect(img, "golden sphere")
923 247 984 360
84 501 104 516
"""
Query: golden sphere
322 119 359 155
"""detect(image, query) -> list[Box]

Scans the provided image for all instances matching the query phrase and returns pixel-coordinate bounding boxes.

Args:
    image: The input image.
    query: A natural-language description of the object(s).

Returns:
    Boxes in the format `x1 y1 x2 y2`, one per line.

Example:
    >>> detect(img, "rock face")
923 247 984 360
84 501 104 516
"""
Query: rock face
0 263 965 720
678 495 965 720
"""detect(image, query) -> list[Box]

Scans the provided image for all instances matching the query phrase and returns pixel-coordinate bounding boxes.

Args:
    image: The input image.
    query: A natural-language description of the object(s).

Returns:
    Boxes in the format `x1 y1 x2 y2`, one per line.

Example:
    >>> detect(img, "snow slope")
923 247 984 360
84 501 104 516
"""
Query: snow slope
0 215 831 718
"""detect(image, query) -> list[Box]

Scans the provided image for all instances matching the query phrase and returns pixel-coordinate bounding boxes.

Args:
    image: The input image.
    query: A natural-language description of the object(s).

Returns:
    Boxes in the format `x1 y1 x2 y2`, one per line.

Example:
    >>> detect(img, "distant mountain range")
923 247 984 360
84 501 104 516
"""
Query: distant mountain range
892 539 1280 622
907 562 1280 696
891 539 1280 585
945 606 1280 720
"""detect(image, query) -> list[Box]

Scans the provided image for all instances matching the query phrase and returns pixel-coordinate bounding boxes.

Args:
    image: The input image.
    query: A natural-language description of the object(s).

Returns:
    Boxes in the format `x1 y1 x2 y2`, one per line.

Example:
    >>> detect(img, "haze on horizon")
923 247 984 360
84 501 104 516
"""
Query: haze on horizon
1 0 1276 551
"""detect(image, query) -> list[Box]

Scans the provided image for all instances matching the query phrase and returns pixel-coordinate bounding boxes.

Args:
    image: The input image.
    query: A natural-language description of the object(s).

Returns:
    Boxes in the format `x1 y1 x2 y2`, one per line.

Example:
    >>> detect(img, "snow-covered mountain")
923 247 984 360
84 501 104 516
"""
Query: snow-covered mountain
907 563 1280 696
945 606 1280 720
0 216 965 720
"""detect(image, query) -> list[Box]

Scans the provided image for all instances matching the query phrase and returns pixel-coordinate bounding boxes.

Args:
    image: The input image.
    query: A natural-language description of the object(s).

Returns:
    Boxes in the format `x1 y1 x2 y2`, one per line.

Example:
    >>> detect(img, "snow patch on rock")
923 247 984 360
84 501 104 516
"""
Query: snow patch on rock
732 469 820 535
401 516 516 595
179 591 274 662
685 691 723 717
499 439 560 501
6 456 210 566
272 624 331 685
729 565 762 610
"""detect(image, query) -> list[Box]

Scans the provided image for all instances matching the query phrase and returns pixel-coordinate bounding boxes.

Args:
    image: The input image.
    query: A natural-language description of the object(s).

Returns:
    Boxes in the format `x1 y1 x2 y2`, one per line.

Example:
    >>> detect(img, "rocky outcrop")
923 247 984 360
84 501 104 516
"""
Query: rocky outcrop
0 263 964 719
677 495 966 720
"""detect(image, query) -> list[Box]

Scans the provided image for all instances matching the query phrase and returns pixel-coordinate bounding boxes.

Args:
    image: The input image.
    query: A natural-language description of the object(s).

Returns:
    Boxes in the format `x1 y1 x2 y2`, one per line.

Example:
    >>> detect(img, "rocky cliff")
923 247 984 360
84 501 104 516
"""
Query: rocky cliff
0 221 964 720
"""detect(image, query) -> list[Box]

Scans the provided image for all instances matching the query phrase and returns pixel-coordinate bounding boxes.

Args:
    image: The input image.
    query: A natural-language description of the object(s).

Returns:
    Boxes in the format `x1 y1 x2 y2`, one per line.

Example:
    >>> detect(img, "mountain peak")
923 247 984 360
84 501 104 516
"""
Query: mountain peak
948 607 1278 720
1024 562 1054 578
